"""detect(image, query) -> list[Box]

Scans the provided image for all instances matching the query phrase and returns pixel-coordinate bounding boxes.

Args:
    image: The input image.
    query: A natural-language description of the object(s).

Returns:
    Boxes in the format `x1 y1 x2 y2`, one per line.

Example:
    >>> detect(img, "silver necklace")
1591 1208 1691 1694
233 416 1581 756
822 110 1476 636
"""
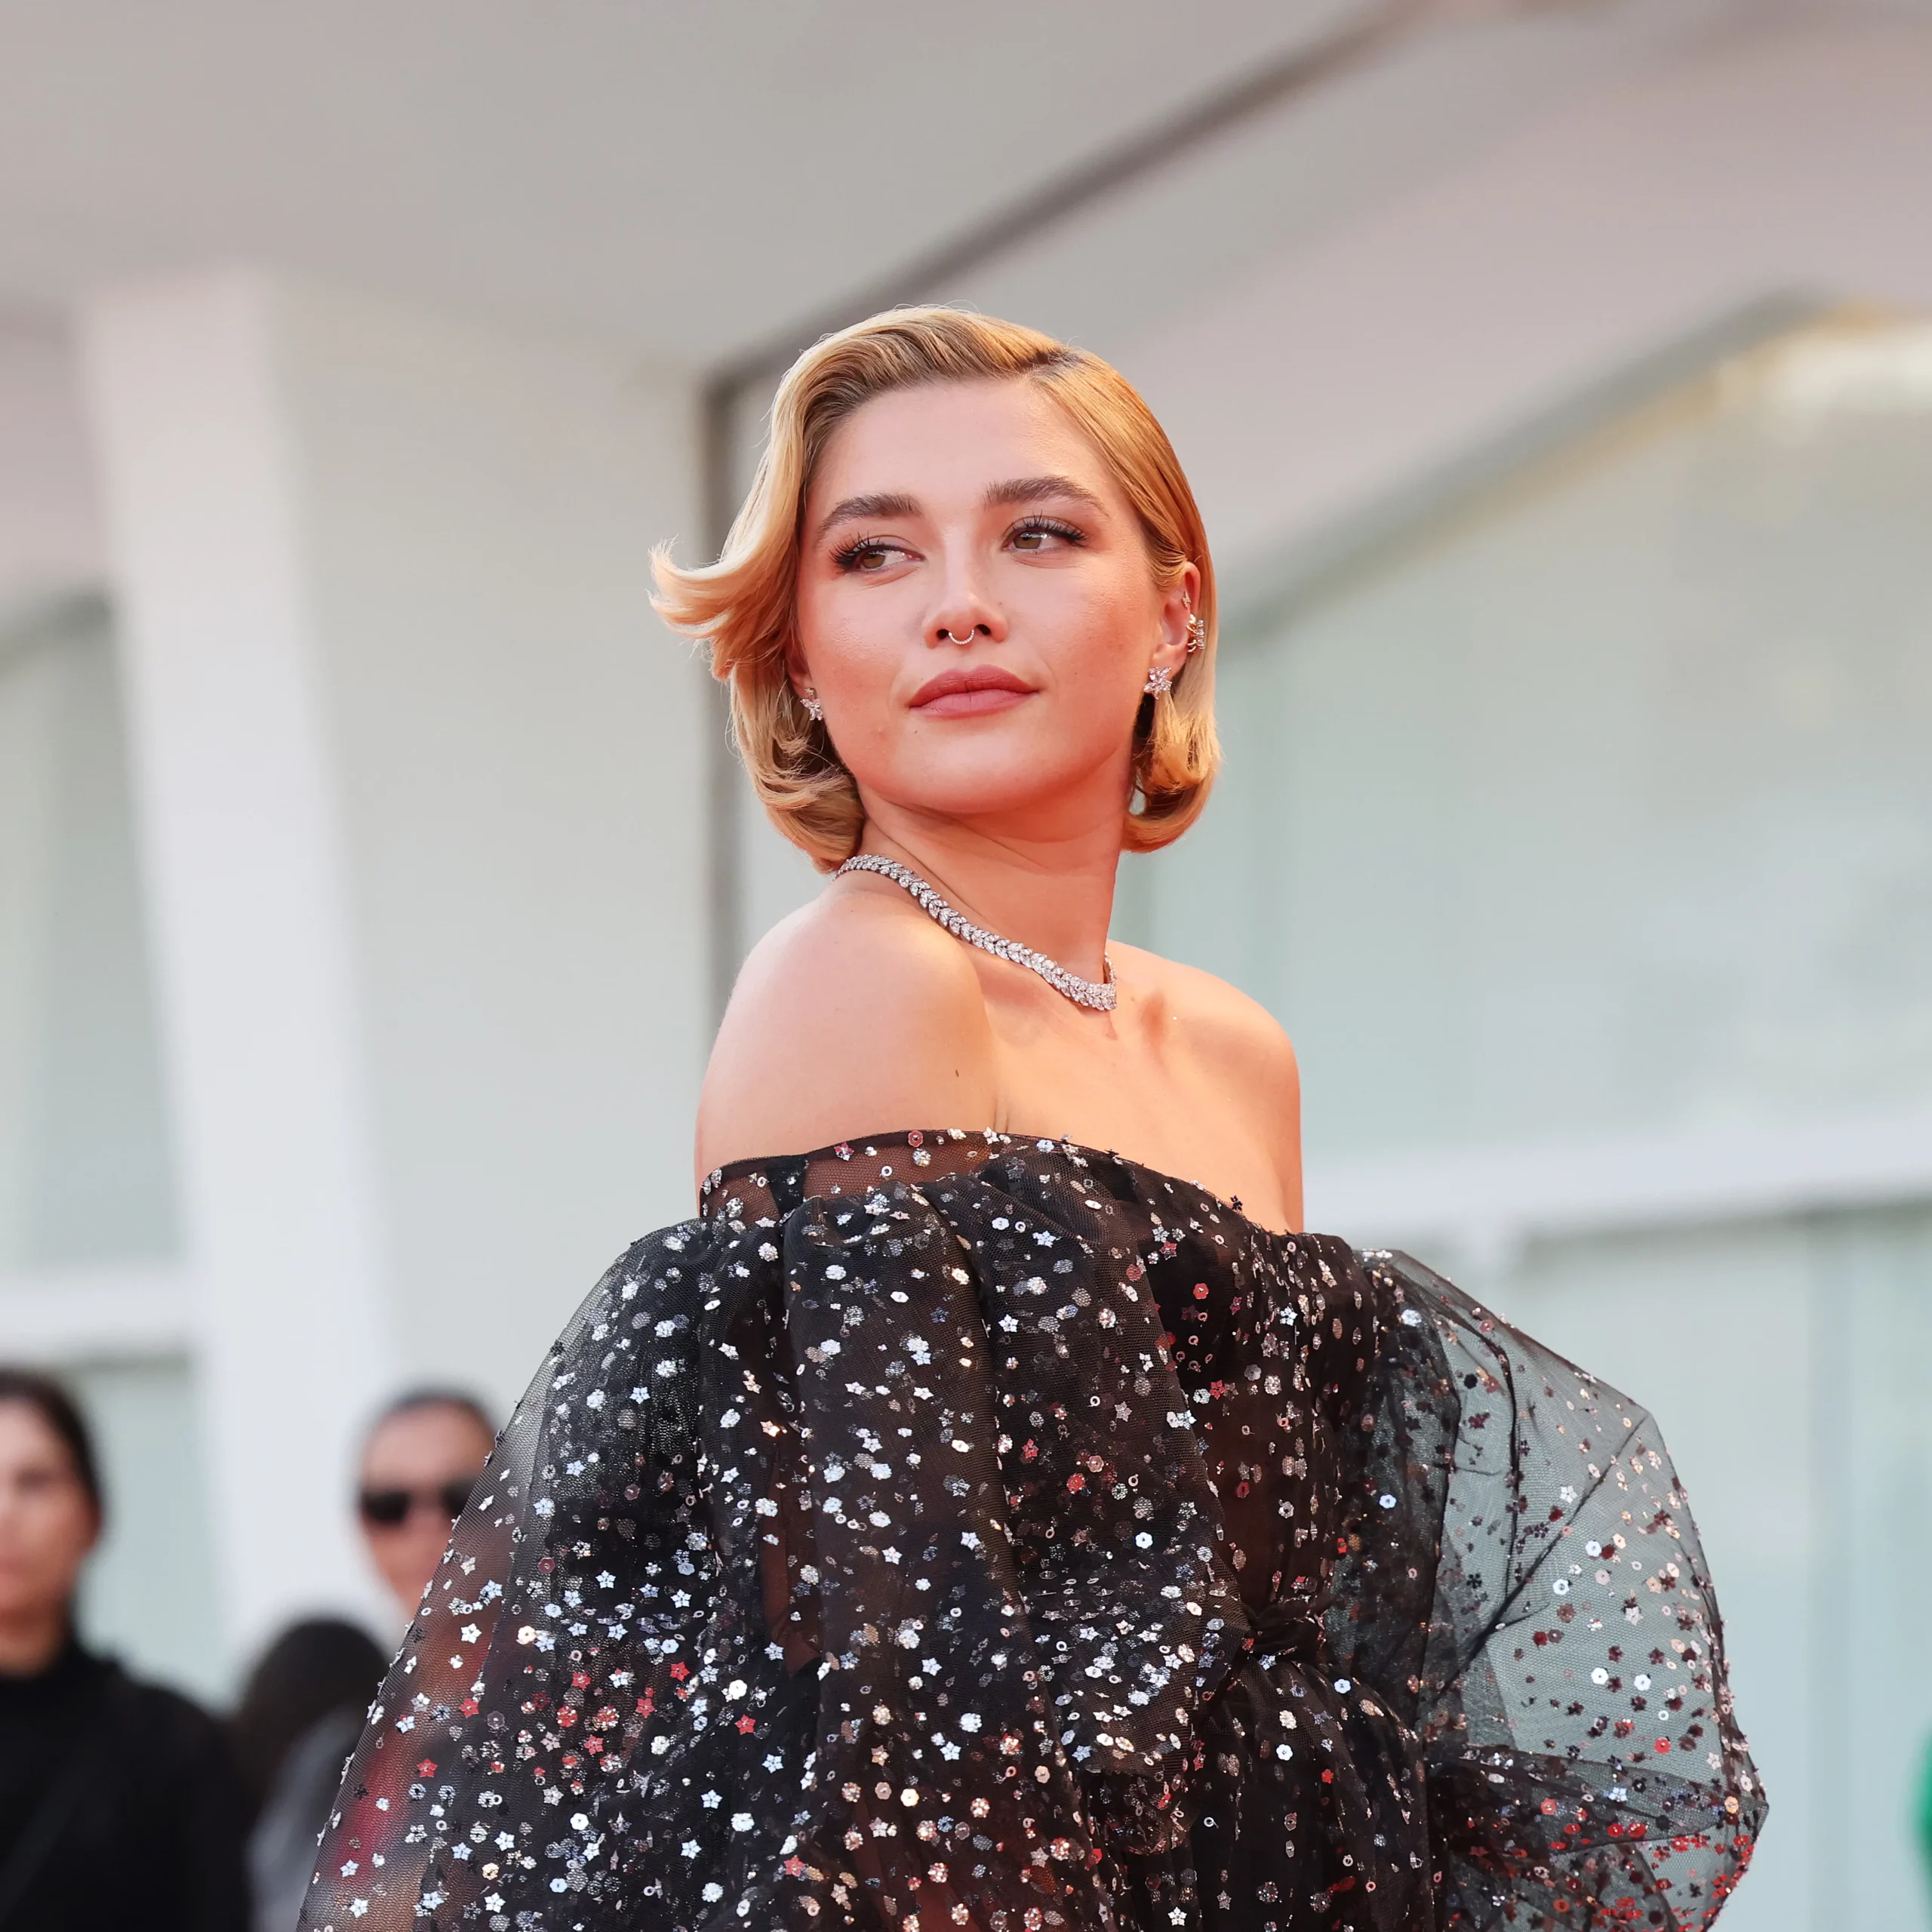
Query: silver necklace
836 854 1118 1012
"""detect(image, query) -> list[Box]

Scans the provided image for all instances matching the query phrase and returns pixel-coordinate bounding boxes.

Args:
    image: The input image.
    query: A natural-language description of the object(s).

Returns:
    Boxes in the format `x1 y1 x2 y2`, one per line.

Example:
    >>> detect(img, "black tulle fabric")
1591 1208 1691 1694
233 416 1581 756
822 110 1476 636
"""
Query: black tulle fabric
298 1131 1763 1932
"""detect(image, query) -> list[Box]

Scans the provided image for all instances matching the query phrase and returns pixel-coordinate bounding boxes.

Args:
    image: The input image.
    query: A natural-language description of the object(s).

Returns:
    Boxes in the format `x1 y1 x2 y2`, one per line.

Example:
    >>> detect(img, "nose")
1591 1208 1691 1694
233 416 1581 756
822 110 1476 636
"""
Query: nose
928 539 1004 647
928 597 1004 648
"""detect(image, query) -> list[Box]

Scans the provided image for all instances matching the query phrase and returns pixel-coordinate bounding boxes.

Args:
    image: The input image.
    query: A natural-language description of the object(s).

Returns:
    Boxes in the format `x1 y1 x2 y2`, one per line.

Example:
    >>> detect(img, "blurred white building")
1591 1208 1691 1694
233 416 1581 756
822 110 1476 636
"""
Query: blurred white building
2 5 1930 1927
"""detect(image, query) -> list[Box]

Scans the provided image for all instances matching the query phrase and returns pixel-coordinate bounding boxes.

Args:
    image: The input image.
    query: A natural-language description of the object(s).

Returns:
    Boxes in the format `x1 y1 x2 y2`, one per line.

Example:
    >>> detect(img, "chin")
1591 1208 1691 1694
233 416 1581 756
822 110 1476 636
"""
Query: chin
866 749 1104 823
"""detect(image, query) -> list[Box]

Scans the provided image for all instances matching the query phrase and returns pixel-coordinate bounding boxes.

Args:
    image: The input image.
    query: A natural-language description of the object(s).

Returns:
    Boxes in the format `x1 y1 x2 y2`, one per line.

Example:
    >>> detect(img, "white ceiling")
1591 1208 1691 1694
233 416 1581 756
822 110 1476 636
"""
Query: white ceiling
0 0 1919 369
0 0 1372 361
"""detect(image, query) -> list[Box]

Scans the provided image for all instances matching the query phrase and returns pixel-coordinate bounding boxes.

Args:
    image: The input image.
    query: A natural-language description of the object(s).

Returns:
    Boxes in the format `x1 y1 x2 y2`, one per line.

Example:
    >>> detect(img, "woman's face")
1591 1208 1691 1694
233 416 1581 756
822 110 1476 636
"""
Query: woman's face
358 1401 495 1620
793 378 1195 841
0 1402 98 1631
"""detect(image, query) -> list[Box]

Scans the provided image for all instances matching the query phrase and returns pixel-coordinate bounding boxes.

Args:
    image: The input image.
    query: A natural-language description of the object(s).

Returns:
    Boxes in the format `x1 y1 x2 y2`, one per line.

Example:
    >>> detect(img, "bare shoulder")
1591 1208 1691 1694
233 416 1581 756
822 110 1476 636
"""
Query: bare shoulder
694 878 998 1189
1114 943 1300 1098
1114 943 1302 1223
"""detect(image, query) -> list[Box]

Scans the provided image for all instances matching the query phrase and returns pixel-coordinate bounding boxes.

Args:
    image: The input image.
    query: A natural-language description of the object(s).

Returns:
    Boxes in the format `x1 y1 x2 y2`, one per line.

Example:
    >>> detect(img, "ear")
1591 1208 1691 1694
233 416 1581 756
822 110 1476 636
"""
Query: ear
1151 560 1202 681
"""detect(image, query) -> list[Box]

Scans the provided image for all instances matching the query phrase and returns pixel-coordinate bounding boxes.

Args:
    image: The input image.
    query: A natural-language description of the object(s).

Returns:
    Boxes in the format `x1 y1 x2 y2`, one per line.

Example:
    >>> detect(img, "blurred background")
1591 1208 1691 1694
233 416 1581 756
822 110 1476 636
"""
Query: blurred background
0 2 1928 1925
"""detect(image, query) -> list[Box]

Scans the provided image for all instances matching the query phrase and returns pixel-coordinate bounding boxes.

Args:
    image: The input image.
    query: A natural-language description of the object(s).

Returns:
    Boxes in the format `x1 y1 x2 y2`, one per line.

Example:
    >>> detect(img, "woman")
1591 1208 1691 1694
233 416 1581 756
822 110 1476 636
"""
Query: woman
298 311 1763 1931
0 1369 249 1930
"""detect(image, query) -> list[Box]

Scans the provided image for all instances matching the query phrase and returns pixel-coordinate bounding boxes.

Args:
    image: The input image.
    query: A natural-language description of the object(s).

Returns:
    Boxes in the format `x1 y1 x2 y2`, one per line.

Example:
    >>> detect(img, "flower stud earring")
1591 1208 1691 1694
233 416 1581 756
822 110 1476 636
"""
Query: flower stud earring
1185 614 1208 654
1143 665 1174 697
802 686 824 722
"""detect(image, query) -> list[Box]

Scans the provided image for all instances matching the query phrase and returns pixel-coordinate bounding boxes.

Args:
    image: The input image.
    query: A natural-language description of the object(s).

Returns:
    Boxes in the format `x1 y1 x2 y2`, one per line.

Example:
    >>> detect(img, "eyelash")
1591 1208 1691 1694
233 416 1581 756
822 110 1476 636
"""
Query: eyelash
831 534 900 572
830 515 1088 572
1010 515 1086 550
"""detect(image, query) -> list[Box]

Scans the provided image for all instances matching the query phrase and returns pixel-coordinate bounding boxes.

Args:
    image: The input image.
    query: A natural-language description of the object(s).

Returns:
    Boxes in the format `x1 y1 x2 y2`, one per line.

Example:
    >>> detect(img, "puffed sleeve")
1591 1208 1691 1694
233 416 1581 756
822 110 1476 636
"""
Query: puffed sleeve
296 1217 748 1931
296 1171 1254 1932
1325 1251 1767 1930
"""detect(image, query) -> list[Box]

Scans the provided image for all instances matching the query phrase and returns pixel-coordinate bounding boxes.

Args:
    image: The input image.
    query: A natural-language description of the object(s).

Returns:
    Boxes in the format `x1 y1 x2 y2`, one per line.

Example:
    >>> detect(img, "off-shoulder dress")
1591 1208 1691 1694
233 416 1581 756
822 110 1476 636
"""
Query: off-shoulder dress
297 1130 1763 1932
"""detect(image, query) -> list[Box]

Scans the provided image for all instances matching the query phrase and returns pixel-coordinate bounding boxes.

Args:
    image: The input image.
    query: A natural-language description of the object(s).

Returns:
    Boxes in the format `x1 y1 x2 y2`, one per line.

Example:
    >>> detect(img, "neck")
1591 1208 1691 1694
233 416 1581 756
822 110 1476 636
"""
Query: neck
0 1604 71 1678
857 792 1122 985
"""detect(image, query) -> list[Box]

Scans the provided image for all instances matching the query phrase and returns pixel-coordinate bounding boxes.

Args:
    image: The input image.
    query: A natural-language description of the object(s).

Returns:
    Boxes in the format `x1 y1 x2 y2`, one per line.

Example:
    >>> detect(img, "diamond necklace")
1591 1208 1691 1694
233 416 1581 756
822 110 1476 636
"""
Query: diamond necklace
835 854 1118 1012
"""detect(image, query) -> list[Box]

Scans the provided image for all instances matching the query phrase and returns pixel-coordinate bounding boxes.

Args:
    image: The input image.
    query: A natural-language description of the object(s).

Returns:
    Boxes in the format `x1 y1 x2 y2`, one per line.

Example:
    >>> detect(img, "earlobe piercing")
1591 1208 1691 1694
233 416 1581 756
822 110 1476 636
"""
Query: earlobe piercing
1143 666 1174 697
802 686 824 722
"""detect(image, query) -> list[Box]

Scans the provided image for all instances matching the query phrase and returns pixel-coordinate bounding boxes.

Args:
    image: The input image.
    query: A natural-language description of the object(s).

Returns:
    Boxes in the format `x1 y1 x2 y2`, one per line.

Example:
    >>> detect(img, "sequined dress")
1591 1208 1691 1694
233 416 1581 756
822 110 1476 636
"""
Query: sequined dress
298 1131 1763 1932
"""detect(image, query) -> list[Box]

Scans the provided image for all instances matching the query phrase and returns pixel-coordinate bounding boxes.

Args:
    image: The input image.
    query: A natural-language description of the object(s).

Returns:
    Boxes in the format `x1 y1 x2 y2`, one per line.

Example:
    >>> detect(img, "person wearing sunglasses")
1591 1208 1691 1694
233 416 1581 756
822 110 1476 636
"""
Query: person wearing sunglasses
353 1390 496 1624
238 1389 494 1931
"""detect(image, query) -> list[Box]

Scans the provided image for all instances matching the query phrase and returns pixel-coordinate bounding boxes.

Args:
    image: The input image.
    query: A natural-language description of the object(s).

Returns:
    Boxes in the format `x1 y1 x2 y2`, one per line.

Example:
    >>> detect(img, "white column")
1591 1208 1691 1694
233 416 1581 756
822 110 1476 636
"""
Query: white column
80 273 708 1666
80 274 396 1652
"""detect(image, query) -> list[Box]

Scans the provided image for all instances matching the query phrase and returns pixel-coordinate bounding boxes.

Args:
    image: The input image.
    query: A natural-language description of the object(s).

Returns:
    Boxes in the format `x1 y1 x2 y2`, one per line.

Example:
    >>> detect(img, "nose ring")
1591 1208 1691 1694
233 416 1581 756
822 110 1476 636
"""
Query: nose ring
942 628 977 645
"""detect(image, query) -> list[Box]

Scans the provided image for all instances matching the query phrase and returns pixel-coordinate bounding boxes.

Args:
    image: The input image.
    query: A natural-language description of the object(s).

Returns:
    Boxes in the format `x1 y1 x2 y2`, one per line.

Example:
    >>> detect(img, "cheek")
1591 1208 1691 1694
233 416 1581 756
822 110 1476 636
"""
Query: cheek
1042 580 1158 721
62 1499 99 1555
1029 563 1152 666
798 583 908 698
23 1496 97 1571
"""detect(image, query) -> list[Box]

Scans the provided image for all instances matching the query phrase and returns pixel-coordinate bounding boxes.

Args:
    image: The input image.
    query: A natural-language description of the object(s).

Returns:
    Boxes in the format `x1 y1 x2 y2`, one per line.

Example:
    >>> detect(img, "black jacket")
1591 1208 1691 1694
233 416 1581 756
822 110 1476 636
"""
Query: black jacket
0 1641 249 1932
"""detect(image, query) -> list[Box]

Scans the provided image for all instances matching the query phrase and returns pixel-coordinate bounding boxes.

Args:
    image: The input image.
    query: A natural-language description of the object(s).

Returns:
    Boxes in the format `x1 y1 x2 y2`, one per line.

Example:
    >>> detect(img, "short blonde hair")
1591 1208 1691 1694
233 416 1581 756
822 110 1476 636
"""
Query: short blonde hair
652 308 1219 872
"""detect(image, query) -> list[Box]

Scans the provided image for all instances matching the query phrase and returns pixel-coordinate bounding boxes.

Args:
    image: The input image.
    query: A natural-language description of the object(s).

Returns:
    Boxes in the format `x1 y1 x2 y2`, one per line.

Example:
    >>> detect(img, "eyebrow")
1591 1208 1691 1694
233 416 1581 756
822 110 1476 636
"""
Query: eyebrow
814 474 1105 540
814 491 920 539
981 474 1105 513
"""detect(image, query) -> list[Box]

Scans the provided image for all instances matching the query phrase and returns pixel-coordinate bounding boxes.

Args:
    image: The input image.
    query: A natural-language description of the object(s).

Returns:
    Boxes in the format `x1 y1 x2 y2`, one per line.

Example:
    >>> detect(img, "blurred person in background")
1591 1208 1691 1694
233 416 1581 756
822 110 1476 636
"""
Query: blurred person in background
352 1389 496 1629
232 1620 386 1932
0 1367 248 1931
238 1389 492 1931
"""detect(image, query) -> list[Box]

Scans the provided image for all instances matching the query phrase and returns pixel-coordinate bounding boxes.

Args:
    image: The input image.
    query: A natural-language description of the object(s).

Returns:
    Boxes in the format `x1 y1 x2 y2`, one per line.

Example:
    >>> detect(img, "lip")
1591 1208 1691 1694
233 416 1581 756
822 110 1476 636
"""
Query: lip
910 664 1037 716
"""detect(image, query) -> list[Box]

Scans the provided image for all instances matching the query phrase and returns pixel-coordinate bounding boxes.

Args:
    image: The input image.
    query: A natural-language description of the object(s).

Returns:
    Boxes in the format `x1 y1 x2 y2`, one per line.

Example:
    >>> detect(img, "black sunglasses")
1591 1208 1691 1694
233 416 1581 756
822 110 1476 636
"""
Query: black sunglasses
358 1478 475 1528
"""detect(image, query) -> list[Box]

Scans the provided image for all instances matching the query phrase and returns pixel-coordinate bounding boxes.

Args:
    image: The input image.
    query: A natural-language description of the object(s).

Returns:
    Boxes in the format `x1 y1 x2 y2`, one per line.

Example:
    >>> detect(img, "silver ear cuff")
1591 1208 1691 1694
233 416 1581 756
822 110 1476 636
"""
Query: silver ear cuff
1185 614 1208 654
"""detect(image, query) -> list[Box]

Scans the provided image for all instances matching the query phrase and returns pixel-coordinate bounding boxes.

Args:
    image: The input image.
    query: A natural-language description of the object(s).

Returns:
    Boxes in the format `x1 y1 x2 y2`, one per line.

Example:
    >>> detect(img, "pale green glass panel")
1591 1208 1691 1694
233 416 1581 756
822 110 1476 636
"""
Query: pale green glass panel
0 594 177 1266
1125 312 1932 1163
1495 1207 1932 1932
69 1353 226 1703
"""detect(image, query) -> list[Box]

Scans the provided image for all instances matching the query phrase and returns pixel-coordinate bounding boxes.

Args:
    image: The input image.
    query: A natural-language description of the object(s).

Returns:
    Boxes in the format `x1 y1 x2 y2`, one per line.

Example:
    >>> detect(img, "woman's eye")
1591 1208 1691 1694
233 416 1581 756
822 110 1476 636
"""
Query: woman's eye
1008 518 1084 554
834 537 906 574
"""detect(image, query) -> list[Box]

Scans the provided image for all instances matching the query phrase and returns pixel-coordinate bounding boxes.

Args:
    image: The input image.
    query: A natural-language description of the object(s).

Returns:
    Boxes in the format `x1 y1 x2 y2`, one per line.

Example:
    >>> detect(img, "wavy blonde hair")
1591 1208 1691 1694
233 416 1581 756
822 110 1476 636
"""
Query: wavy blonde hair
652 307 1219 872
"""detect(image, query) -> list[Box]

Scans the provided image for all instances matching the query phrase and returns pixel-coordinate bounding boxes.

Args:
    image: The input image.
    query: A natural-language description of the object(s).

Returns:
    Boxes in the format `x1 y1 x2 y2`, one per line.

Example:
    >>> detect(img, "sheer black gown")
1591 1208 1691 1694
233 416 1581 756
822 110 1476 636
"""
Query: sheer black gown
298 1131 1764 1932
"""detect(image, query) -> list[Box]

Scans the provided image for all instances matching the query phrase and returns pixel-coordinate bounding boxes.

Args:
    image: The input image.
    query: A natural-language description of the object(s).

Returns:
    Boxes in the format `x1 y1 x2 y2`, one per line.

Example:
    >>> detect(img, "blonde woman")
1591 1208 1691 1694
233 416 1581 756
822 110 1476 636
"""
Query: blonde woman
300 312 1762 1932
